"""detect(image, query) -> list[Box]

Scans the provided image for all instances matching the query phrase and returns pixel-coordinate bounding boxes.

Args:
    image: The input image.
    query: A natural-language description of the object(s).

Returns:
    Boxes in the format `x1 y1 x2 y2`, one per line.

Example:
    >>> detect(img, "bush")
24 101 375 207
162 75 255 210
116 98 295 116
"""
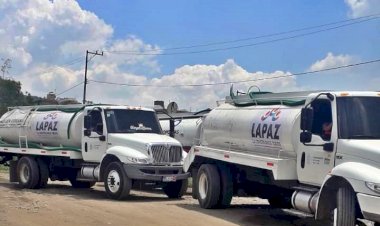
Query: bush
0 165 9 172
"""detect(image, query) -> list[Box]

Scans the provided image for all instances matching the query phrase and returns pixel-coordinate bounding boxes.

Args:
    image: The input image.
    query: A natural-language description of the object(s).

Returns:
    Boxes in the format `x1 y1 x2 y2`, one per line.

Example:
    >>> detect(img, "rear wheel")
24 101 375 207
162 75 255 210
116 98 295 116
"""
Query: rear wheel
104 162 131 200
36 158 49 188
163 179 188 199
17 156 40 189
217 165 233 208
196 164 221 209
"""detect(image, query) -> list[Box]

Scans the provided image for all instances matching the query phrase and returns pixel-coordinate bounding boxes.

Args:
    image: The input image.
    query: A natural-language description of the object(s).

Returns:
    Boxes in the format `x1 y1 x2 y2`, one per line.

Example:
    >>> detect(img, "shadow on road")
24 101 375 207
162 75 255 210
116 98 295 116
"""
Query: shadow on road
0 180 174 203
175 202 323 226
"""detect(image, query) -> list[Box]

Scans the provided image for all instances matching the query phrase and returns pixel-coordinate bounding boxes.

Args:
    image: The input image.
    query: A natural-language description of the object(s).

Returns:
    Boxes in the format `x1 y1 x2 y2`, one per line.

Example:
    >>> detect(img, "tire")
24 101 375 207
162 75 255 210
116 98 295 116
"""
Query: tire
332 186 356 226
217 165 233 208
163 179 188 199
36 158 49 188
191 168 199 199
196 164 221 209
70 179 96 188
17 156 40 189
104 162 131 200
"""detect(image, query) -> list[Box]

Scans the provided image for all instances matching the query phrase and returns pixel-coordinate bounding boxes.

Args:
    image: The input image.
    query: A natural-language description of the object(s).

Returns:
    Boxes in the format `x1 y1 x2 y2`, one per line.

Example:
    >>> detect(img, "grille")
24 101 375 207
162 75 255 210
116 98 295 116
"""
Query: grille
151 145 182 163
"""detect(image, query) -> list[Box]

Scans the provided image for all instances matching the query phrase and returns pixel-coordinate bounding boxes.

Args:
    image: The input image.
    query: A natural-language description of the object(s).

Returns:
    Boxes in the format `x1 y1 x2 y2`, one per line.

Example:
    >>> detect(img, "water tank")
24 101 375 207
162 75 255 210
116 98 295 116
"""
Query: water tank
0 108 84 147
200 103 302 158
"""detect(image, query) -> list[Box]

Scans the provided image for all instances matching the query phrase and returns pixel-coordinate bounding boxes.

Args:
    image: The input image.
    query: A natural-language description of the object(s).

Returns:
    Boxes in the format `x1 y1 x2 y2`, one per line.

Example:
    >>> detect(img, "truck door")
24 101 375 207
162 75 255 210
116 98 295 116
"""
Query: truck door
82 109 108 162
297 98 337 186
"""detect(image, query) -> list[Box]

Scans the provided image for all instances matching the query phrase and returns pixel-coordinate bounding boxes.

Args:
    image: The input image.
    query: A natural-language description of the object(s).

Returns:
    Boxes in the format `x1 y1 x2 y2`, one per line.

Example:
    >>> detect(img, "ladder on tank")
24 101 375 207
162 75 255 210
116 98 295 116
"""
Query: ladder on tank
18 109 33 149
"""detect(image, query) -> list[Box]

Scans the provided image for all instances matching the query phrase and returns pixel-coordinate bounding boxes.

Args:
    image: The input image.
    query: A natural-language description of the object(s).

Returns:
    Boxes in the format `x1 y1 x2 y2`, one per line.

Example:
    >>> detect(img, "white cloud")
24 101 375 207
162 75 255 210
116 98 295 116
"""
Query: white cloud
0 0 298 110
0 0 161 98
309 52 356 71
345 0 380 18
302 52 379 92
85 59 299 110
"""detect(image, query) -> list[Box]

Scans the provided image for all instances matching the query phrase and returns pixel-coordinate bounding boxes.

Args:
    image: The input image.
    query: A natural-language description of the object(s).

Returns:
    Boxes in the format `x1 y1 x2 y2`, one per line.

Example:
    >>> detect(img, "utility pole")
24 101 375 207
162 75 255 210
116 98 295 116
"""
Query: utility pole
83 50 103 104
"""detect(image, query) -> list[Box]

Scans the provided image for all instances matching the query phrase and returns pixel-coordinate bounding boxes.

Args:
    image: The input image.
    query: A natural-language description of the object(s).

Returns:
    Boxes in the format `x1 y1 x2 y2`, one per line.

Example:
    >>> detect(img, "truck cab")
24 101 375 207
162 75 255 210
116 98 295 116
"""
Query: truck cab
299 92 380 224
80 105 189 199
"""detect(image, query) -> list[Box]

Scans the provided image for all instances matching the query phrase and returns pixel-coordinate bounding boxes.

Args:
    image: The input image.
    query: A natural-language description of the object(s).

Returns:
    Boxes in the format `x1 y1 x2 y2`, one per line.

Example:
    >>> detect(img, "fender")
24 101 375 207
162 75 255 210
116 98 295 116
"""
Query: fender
315 162 380 220
331 162 380 185
183 147 197 172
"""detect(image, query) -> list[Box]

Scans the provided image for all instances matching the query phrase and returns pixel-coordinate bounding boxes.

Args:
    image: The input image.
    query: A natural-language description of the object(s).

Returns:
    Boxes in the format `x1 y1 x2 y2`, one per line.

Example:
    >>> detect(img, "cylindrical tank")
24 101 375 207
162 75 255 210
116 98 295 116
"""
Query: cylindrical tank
200 103 302 158
0 108 84 147
160 118 202 151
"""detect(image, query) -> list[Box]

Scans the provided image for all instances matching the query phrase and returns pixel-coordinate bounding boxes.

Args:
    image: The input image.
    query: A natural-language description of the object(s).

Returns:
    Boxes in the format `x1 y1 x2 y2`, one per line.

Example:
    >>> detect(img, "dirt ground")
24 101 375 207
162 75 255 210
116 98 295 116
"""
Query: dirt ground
0 172 373 226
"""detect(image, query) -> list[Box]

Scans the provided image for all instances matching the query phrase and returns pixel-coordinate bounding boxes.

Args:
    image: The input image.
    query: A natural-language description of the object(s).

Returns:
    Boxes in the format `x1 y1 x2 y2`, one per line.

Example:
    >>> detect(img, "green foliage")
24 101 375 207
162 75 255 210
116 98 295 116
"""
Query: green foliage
0 78 28 115
0 164 9 172
0 77 49 115
0 76 80 116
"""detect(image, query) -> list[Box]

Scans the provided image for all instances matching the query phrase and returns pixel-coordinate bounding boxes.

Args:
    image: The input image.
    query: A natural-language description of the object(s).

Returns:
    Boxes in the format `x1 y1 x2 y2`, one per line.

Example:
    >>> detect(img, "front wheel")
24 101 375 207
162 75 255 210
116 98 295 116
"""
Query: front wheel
196 164 221 209
331 186 356 226
104 162 131 200
163 179 188 199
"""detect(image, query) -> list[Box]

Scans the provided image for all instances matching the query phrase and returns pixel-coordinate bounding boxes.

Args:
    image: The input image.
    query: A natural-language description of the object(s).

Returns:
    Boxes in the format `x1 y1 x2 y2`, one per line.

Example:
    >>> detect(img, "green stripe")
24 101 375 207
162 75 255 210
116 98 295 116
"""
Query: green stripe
0 139 81 152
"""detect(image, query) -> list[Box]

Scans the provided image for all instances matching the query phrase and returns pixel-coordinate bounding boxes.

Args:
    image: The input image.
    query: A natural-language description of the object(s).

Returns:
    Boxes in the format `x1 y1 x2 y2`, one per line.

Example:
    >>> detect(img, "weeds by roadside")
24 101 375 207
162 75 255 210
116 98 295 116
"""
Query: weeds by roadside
0 164 9 172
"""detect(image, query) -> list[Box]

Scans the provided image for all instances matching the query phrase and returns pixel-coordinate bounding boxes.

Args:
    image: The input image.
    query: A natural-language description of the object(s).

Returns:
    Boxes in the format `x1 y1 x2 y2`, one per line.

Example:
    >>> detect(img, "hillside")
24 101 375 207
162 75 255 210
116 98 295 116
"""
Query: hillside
0 78 79 116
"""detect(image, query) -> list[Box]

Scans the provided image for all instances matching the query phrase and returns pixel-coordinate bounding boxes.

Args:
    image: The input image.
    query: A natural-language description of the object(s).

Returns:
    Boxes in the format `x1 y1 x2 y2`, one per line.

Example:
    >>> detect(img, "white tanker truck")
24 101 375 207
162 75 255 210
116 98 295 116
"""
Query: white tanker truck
184 90 380 226
0 104 189 200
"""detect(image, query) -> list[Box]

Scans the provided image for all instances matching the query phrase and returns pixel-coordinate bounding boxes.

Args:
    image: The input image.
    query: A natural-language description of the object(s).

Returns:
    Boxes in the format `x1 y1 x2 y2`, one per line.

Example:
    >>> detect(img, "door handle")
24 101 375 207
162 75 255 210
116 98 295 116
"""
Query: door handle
301 152 306 168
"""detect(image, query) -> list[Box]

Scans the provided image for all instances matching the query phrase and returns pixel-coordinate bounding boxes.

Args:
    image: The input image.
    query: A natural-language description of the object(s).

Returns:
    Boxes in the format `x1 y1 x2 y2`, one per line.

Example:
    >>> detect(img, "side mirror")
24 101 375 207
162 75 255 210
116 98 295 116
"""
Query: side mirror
300 108 313 131
84 129 91 137
96 123 103 135
323 142 334 152
99 135 106 141
300 131 312 143
84 115 91 130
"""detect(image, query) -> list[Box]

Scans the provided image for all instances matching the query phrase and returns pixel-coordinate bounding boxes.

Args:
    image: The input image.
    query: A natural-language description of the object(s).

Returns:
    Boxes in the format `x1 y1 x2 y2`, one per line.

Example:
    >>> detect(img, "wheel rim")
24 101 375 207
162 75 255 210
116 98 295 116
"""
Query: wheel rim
19 163 30 184
198 172 208 200
107 170 121 193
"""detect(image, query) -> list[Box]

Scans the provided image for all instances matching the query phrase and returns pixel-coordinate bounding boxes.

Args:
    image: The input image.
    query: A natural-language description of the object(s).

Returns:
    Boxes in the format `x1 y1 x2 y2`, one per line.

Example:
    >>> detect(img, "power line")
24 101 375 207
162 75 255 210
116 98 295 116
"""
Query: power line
56 81 84 96
88 58 380 87
38 56 84 75
105 14 380 55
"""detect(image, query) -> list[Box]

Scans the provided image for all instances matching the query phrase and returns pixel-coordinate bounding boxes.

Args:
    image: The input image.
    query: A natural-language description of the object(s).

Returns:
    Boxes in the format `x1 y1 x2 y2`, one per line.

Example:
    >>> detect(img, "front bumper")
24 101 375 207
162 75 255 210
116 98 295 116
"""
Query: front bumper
357 193 380 223
123 164 190 182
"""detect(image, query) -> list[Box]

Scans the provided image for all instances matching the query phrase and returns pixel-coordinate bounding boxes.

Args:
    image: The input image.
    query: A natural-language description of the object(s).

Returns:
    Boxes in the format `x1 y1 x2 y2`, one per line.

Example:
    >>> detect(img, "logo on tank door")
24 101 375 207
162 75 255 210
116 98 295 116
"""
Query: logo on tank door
35 112 59 135
261 108 281 121
251 108 282 148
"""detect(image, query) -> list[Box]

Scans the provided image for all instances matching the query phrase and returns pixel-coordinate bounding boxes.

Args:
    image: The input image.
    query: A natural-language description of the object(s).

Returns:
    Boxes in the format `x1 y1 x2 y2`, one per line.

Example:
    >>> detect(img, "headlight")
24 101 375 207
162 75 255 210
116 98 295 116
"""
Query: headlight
126 157 149 164
365 182 380 194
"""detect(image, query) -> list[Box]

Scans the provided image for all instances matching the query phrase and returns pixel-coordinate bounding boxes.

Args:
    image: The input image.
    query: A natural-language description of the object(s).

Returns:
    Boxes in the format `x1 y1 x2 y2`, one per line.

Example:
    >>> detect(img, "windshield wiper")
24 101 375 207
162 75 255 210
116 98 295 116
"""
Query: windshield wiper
347 135 378 139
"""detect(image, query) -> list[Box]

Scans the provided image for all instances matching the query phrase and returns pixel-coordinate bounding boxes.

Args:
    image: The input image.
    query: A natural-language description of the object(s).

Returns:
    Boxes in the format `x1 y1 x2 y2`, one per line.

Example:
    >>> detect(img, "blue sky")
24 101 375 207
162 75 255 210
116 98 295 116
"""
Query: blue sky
77 0 379 75
1 0 379 109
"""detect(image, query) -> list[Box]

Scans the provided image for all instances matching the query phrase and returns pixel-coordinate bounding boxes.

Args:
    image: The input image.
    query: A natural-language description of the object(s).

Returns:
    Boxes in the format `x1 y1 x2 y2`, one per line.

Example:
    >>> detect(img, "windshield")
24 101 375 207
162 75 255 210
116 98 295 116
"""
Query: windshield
337 97 380 139
105 109 162 134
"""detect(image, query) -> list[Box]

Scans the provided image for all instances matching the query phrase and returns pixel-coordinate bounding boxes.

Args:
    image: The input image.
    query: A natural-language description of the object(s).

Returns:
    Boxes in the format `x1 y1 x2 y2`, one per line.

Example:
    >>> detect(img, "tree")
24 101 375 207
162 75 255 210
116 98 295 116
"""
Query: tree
1 58 12 79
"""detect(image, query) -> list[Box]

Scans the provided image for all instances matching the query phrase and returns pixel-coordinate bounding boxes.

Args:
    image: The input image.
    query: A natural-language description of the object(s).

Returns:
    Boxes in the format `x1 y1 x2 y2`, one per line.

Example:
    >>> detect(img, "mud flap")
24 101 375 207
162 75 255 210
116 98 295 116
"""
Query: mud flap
9 160 18 183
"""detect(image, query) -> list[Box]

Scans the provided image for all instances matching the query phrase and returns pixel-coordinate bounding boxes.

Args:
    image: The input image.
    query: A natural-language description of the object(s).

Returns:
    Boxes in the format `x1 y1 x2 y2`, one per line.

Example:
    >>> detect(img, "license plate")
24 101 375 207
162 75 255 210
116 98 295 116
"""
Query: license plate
163 176 177 182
